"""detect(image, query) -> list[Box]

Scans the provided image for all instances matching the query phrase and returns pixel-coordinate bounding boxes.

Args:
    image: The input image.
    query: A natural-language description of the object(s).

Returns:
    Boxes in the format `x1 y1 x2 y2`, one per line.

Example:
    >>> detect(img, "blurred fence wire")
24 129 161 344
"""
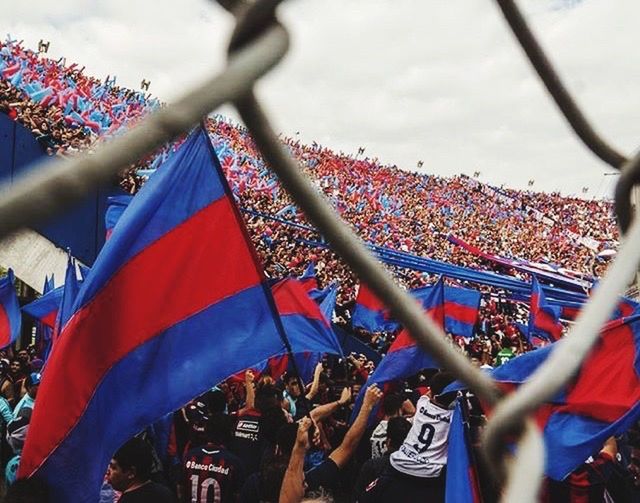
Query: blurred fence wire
1 0 638 501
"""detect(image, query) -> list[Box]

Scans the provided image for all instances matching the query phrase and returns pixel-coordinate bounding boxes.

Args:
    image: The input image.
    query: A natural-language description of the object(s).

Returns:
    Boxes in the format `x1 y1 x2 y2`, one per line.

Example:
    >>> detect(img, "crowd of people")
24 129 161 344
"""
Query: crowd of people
0 40 636 502
5 334 640 502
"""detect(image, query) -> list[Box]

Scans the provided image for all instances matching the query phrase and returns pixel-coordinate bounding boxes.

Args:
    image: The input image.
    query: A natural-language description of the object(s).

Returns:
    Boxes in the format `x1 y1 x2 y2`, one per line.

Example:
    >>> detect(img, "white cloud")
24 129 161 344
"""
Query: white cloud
3 0 637 198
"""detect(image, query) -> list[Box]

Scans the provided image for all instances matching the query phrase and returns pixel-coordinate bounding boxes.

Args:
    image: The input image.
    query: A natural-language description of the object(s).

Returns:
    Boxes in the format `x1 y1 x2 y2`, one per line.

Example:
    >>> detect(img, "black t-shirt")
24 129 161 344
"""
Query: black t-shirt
356 465 445 503
119 481 176 503
304 458 341 494
230 409 264 475
182 443 245 503
354 454 391 499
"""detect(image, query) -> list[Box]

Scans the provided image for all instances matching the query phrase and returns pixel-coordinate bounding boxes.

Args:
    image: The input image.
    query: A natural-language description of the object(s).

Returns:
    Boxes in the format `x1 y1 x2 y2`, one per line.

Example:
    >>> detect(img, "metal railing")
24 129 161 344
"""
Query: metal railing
1 0 638 500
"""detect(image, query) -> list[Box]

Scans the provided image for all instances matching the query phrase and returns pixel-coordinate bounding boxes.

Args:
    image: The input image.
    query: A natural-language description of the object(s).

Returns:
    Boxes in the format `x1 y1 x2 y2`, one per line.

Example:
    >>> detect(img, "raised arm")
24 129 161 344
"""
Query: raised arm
279 417 314 503
310 387 351 423
329 384 382 468
305 362 324 400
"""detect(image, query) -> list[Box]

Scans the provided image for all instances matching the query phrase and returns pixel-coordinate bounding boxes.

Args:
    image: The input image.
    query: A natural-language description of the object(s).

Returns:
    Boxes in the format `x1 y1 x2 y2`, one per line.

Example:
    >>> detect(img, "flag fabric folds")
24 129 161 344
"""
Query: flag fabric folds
22 286 62 330
352 283 399 333
298 262 318 293
351 279 445 422
34 275 55 352
104 194 133 240
19 129 294 502
270 278 343 381
317 282 338 323
0 269 21 349
484 314 640 480
528 276 563 342
443 286 481 338
229 279 342 384
52 256 82 343
445 400 482 503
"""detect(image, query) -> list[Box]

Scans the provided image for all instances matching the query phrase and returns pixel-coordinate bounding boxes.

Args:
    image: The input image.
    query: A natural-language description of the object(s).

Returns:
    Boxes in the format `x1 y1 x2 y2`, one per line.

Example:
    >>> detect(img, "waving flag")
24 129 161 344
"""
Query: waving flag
317 282 338 323
0 269 21 349
446 400 482 503
52 257 81 344
22 284 62 329
298 262 318 293
308 282 334 305
444 286 481 338
230 279 343 384
352 283 400 333
104 194 133 240
44 275 55 294
270 278 342 382
612 297 639 320
351 279 444 422
449 314 640 480
19 129 294 502
529 276 563 342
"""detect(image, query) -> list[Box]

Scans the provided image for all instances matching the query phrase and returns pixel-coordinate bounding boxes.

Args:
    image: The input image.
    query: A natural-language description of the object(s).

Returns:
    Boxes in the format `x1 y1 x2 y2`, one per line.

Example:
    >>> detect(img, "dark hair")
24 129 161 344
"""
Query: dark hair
428 371 456 397
382 392 403 417
283 373 299 385
275 422 298 458
206 413 232 445
255 384 281 413
4 477 49 503
113 438 153 481
261 407 288 446
386 417 412 452
206 389 228 414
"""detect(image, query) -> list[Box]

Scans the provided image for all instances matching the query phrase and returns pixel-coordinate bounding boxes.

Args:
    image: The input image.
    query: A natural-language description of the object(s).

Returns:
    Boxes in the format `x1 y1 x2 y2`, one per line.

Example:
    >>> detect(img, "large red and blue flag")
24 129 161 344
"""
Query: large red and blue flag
271 278 342 358
228 278 342 383
352 283 400 333
350 279 445 422
529 276 563 342
270 278 342 382
446 399 482 503
0 269 21 349
443 286 481 338
19 128 298 501
477 314 640 480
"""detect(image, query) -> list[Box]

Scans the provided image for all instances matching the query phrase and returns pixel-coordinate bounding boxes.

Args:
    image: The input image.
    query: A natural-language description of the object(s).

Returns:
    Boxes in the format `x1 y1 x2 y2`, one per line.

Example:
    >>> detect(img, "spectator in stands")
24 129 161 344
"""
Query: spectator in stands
369 393 404 459
13 372 40 419
107 438 176 503
179 413 244 503
359 372 456 503
279 384 383 502
355 416 412 499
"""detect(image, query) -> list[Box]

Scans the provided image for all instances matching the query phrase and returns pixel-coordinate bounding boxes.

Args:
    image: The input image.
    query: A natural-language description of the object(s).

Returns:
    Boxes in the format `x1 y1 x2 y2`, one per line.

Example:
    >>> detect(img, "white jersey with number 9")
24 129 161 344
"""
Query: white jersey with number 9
390 395 453 478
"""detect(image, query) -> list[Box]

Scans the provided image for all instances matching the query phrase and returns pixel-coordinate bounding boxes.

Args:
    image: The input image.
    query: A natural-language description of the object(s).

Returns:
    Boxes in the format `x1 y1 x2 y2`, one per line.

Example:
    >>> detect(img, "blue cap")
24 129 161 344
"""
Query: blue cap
29 372 42 386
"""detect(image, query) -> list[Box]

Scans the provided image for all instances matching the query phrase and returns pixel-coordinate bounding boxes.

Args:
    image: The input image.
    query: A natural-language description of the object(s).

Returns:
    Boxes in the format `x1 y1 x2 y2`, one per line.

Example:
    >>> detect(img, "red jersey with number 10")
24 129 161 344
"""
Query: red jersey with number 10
182 444 244 503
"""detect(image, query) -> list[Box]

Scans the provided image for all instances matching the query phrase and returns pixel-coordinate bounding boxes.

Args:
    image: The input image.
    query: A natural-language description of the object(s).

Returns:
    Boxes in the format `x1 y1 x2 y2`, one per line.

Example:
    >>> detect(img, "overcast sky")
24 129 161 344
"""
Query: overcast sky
3 0 638 198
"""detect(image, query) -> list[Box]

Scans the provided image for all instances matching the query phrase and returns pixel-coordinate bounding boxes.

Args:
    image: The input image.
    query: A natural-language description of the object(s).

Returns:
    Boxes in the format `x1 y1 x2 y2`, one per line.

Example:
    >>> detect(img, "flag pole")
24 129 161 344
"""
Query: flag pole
201 123 310 415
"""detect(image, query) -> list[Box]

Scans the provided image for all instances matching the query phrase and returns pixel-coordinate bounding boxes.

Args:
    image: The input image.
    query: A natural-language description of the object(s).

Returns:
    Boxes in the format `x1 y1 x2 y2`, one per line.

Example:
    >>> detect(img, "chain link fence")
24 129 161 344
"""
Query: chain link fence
1 0 639 500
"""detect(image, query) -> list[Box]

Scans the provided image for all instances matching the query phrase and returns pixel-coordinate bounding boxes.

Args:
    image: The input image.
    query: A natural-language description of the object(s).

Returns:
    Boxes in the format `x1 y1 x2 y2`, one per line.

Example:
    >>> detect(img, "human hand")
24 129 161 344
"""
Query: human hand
338 387 351 406
362 384 383 410
295 417 319 451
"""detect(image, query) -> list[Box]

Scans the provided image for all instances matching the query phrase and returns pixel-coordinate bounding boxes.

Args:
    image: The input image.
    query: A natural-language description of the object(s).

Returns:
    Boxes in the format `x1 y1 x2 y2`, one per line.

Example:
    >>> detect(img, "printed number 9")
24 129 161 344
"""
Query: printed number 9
413 423 435 454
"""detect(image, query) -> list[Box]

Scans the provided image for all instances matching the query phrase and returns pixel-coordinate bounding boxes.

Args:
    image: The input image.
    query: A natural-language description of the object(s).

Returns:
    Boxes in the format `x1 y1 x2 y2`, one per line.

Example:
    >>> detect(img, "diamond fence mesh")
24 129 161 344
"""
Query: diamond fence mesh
2 1 639 500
